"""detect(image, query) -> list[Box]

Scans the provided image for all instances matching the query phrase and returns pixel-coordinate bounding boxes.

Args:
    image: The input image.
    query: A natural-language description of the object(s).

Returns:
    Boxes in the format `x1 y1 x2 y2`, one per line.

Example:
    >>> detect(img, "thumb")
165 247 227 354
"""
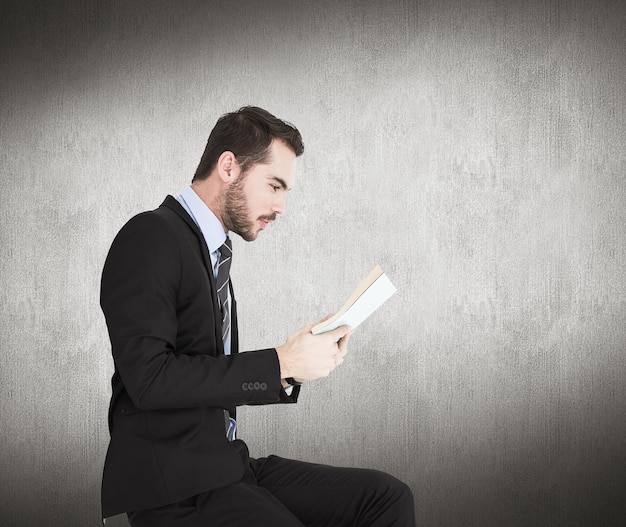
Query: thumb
308 313 336 333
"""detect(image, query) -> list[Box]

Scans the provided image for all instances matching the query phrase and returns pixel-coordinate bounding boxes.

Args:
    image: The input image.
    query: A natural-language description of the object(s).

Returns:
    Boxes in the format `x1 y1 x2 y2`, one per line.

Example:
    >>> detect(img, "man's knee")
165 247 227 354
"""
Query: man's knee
365 470 415 524
377 471 413 501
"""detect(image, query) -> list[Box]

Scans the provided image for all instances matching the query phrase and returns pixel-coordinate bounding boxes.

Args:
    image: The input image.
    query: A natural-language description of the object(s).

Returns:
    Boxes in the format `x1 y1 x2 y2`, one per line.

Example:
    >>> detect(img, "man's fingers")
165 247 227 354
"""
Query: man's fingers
328 324 351 342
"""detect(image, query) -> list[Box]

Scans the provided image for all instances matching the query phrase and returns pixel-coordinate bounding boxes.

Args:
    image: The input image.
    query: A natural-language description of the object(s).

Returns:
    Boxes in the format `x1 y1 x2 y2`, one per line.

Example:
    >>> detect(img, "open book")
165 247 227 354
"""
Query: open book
311 265 397 335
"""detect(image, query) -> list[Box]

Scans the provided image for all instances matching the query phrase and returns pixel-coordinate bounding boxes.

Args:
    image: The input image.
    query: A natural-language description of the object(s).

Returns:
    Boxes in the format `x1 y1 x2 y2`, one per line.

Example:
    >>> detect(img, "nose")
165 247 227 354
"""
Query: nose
273 193 286 215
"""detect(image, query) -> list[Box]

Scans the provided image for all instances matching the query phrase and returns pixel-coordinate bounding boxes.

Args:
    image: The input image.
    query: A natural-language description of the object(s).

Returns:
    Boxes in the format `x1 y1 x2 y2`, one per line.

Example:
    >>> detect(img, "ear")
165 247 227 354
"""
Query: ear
216 151 241 185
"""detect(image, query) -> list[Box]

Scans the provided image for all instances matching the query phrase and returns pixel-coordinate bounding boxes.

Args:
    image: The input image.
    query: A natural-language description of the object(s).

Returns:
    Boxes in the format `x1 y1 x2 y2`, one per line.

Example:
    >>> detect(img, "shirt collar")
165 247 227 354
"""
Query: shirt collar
177 184 228 254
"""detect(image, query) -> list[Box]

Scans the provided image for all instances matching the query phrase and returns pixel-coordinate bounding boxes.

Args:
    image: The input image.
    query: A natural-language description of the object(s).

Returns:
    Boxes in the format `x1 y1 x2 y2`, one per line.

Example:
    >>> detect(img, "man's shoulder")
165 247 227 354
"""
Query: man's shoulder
122 196 190 232
110 197 193 248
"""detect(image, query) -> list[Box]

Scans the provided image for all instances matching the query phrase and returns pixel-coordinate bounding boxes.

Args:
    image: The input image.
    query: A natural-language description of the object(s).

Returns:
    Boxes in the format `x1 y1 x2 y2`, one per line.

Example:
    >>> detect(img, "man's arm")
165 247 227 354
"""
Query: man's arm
101 212 287 411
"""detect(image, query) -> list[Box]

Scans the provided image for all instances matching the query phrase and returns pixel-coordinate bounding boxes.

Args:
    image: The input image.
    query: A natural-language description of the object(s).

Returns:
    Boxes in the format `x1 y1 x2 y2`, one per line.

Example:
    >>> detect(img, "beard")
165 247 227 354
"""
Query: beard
222 175 276 242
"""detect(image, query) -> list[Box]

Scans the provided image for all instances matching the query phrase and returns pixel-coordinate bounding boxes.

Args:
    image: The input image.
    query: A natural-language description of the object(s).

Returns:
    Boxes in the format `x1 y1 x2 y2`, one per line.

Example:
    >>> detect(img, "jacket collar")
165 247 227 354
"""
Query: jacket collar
158 195 238 355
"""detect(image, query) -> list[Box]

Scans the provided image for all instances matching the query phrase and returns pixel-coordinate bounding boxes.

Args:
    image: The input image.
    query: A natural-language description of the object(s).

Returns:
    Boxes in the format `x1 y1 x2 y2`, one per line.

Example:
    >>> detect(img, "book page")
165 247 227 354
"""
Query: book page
311 266 397 335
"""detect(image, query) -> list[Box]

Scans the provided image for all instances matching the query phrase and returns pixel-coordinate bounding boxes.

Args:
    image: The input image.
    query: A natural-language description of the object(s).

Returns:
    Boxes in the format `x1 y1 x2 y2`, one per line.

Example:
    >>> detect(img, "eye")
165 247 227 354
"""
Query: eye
271 185 280 192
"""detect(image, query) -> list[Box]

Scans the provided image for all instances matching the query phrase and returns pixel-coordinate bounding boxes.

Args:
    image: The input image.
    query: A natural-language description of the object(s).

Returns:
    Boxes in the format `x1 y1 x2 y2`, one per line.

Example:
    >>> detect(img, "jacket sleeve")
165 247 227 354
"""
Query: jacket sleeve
101 211 297 410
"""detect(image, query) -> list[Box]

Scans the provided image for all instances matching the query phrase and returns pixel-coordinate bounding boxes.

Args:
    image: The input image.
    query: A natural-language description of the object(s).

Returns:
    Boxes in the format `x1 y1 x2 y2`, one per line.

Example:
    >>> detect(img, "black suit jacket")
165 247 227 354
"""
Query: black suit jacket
100 196 299 518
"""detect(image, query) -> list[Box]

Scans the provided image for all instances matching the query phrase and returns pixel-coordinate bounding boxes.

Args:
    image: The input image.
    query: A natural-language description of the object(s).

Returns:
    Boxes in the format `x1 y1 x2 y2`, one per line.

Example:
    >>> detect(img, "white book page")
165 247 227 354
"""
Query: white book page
312 273 397 334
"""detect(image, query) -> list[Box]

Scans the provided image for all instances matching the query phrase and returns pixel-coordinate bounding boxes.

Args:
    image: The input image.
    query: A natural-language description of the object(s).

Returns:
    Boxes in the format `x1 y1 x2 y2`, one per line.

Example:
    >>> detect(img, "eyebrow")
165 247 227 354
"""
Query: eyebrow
270 176 291 191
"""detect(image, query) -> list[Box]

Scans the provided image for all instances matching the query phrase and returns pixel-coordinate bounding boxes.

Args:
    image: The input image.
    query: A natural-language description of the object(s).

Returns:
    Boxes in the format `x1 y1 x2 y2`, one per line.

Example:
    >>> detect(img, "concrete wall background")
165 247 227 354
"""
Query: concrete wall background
1 0 625 525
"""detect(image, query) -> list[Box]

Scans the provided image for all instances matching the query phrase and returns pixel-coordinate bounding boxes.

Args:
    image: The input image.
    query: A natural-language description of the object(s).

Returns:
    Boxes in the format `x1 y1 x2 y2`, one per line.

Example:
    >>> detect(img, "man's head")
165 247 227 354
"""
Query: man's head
192 107 304 241
193 106 304 182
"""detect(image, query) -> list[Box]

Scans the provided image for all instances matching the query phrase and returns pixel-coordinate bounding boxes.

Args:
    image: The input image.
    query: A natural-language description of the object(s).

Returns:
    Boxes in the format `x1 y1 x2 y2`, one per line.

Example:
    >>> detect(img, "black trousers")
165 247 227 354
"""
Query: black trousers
128 440 415 527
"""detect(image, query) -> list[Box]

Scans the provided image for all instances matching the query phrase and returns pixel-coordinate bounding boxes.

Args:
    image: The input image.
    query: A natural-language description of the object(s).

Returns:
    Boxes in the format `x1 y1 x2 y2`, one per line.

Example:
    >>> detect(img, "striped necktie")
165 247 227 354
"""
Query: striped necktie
217 237 237 440
216 237 232 343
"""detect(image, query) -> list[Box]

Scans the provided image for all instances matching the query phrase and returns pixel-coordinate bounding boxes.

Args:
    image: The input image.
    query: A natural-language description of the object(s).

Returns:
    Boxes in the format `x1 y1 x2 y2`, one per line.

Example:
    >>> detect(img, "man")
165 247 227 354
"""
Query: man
100 106 415 526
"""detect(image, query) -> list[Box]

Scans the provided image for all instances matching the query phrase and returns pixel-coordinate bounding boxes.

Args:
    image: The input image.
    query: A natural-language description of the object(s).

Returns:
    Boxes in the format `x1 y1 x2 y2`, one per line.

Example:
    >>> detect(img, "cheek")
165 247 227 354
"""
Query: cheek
248 189 271 212
244 190 264 216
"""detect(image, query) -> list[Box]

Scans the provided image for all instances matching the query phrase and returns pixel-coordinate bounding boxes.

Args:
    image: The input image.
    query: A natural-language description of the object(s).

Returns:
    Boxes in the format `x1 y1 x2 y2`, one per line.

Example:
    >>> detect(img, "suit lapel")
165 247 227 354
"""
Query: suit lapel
159 195 225 354
161 195 213 276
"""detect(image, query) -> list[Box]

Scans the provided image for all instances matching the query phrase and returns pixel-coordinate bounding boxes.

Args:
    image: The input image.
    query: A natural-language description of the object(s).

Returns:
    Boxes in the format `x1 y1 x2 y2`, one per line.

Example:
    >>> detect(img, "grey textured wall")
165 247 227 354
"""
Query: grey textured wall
1 1 625 526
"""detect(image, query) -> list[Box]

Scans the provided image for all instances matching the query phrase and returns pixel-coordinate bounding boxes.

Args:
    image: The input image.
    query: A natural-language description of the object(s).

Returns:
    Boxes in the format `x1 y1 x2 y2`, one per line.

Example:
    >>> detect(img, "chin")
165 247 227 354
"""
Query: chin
238 229 259 242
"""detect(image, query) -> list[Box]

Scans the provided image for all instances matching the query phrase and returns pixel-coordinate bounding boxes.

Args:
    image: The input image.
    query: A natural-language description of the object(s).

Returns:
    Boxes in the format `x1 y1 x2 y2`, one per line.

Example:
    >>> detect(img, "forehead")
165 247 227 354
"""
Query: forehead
254 139 297 188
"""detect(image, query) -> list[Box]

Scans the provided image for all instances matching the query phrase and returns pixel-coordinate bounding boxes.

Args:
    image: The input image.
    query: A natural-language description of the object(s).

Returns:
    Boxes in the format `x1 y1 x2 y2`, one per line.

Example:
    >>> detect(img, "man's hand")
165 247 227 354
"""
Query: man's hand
276 317 352 384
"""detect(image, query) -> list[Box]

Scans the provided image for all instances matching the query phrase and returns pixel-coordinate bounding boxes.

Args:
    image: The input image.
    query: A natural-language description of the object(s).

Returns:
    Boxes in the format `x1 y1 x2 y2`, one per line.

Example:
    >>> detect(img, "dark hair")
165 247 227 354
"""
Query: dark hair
193 106 304 181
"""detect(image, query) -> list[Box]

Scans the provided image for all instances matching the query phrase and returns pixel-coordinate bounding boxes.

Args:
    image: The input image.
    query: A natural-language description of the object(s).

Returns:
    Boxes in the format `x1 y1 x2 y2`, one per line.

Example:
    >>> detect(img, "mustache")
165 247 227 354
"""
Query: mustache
259 213 277 222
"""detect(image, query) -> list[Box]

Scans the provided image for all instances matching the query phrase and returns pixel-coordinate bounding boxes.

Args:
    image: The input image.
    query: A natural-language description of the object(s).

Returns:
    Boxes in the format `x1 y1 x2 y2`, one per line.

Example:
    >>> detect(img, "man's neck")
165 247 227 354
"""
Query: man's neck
190 180 226 231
